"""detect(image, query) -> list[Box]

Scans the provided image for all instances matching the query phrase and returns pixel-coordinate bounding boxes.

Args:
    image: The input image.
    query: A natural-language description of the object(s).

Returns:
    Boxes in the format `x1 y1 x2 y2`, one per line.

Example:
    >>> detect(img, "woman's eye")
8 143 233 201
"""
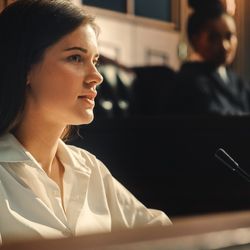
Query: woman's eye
93 59 101 68
68 55 83 63
94 60 100 67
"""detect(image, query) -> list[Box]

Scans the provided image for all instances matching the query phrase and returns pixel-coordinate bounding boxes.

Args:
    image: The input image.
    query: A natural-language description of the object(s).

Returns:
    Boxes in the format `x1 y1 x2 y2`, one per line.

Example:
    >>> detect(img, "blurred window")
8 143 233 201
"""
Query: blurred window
82 0 179 28
83 0 127 13
134 0 171 22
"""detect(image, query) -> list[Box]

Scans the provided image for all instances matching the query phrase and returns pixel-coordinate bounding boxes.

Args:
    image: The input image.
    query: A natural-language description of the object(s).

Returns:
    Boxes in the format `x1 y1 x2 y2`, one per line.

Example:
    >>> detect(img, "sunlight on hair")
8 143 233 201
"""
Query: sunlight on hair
71 0 82 7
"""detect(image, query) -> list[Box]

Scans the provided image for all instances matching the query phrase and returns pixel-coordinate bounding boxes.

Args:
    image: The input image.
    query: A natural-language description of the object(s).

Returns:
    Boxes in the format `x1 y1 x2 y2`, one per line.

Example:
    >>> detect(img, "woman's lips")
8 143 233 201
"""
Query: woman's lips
78 92 97 108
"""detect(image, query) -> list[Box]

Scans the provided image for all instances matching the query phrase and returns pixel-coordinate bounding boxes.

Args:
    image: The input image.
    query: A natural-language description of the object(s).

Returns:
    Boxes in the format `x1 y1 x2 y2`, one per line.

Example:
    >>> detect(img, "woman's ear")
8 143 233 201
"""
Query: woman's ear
26 63 40 87
26 77 30 86
26 68 33 86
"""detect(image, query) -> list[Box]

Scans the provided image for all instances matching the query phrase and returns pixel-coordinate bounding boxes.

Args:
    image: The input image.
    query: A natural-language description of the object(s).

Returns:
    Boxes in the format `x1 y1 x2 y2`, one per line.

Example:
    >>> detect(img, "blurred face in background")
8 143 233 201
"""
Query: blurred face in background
192 14 238 67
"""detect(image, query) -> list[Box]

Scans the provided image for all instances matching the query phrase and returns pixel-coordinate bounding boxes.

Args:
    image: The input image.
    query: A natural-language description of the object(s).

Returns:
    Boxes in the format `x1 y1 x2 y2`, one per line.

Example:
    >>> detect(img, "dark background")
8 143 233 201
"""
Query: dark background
68 115 250 219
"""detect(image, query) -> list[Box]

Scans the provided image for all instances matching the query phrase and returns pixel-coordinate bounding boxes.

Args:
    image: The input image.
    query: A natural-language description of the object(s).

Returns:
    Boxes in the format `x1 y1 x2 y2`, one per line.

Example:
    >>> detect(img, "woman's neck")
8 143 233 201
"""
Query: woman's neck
13 114 65 174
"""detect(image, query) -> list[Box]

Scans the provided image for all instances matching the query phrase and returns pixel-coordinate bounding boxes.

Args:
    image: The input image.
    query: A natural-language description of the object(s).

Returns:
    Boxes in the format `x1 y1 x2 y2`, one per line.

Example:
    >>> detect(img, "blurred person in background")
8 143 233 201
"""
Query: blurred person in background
168 0 250 115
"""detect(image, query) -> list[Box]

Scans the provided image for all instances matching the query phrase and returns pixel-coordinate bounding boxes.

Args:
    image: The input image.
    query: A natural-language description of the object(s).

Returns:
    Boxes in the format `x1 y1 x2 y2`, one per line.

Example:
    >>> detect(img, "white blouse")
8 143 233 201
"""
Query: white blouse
0 133 171 244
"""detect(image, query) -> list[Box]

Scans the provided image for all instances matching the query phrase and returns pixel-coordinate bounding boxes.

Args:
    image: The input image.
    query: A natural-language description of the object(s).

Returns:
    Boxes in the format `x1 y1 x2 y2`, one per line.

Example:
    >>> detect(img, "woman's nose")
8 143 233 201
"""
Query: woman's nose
85 66 103 87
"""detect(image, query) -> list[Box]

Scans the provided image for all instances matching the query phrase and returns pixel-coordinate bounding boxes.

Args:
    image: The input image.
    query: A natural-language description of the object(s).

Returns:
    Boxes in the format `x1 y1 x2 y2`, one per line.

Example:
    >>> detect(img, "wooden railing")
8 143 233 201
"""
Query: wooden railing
2 210 250 249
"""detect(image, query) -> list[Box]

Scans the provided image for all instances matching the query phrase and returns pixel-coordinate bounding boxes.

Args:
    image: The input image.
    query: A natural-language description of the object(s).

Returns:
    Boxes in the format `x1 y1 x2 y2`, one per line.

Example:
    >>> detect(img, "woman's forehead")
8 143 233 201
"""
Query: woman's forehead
46 24 98 54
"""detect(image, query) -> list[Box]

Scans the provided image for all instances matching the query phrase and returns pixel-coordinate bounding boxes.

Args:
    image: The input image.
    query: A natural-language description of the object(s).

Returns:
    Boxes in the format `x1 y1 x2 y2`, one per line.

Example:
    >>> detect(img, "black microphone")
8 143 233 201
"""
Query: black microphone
215 148 250 183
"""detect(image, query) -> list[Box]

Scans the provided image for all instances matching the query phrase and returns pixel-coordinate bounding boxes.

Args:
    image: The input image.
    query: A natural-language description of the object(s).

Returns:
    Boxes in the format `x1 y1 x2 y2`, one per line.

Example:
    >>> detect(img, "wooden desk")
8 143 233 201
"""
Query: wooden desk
2 210 250 250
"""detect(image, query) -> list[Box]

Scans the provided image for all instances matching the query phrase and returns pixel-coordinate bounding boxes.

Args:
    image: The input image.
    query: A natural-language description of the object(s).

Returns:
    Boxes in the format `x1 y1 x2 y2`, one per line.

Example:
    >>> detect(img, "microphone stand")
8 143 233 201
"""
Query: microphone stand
215 148 250 183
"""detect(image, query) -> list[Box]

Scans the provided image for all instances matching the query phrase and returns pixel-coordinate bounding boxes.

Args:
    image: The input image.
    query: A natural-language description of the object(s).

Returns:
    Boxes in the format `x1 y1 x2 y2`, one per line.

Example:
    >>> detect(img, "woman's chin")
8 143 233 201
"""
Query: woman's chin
84 116 94 124
80 112 94 125
70 111 94 126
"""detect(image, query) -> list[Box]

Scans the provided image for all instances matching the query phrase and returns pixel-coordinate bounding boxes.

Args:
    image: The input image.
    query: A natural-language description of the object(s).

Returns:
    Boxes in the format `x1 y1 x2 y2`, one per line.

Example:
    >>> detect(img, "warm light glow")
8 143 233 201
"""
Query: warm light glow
226 0 236 16
71 0 82 7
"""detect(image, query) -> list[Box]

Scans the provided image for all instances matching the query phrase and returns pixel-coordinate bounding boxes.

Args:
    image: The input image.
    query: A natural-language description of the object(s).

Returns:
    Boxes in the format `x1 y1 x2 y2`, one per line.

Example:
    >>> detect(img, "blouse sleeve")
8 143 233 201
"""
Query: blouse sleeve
99 161 172 230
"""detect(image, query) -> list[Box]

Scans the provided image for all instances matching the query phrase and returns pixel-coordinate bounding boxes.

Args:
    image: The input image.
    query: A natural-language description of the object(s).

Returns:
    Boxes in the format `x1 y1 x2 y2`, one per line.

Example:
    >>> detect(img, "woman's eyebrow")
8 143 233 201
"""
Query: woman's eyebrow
64 46 100 58
64 47 88 53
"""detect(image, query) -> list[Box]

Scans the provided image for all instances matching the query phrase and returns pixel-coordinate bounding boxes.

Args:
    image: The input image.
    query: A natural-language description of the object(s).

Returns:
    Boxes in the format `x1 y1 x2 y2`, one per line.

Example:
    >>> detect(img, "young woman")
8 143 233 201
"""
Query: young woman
168 0 250 115
0 0 171 244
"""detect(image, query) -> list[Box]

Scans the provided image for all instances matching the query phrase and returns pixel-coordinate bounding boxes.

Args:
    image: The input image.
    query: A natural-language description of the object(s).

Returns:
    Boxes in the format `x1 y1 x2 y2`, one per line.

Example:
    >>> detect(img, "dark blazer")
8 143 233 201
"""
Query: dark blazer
167 62 250 115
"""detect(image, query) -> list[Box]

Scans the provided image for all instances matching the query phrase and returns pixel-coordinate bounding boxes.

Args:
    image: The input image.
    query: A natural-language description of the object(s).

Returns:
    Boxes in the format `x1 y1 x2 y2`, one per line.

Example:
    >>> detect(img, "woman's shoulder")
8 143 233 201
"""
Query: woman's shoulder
66 143 96 159
66 143 98 165
65 143 111 176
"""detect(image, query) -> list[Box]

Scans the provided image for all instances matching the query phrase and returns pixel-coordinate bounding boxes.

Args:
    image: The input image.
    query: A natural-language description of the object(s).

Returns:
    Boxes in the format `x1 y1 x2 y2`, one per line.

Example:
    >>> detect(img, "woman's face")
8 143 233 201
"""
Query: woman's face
192 14 238 67
27 24 103 126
